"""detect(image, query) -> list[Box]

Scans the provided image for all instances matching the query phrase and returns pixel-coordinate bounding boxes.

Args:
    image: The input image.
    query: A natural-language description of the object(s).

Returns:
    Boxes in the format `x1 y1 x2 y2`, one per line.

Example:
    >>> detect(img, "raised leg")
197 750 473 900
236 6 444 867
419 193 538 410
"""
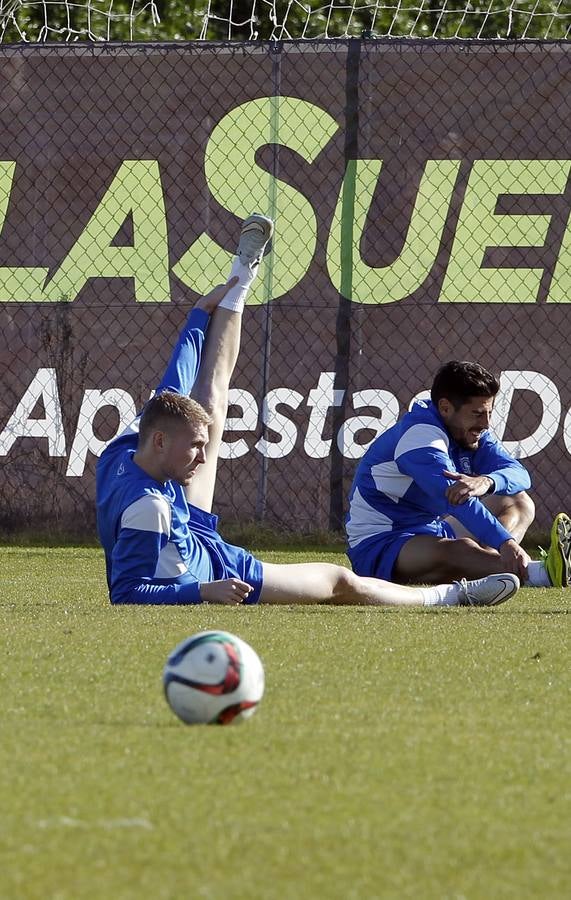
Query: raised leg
187 307 242 511
185 214 273 511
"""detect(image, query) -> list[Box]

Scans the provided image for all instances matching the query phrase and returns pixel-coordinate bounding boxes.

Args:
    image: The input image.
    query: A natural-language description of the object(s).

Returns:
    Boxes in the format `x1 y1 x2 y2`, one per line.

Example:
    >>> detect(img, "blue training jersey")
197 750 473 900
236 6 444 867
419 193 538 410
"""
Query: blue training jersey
96 308 214 605
346 399 531 552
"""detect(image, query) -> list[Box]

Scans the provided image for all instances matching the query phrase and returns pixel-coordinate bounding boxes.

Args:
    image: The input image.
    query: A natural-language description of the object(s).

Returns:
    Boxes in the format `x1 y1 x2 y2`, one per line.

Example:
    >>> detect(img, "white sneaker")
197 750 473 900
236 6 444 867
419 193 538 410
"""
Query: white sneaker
237 214 274 268
457 573 520 606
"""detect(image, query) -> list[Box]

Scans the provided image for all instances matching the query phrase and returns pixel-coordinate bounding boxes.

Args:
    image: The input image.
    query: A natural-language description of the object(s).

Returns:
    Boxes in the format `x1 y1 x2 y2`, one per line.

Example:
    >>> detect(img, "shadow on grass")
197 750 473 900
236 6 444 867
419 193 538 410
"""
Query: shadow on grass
0 523 551 555
0 522 349 552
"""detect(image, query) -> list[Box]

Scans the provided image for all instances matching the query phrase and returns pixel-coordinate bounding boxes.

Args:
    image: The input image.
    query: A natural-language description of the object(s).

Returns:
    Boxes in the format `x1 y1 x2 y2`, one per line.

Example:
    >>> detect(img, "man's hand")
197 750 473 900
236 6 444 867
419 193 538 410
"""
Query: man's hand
499 538 531 582
195 277 239 315
200 577 253 605
443 470 494 505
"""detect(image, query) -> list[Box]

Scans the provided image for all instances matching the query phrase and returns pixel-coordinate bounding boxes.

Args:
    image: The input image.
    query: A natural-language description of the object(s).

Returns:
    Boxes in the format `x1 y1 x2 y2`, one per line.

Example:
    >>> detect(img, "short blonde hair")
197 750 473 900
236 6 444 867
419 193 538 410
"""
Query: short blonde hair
138 390 212 446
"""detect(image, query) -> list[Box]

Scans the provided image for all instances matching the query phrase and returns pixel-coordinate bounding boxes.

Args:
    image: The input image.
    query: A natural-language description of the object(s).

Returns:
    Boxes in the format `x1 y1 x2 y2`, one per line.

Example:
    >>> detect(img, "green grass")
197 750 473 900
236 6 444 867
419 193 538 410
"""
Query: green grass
1 546 569 899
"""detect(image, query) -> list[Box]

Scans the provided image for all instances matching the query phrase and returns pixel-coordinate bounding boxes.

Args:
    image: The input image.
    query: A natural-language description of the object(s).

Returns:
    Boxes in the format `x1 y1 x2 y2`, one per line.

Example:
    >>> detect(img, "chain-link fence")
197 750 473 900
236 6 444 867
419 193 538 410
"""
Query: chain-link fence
1 40 570 537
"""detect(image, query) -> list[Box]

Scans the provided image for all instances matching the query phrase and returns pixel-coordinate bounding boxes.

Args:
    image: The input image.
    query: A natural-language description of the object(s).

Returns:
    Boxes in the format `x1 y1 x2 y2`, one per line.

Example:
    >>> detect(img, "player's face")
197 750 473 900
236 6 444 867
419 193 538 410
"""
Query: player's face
161 421 209 485
439 395 494 450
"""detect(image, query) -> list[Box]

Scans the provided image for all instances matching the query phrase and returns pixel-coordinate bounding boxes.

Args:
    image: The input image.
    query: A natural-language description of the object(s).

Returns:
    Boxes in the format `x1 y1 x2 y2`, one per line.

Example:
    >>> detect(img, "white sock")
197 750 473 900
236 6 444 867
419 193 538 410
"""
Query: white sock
420 583 460 607
526 560 551 587
218 257 259 313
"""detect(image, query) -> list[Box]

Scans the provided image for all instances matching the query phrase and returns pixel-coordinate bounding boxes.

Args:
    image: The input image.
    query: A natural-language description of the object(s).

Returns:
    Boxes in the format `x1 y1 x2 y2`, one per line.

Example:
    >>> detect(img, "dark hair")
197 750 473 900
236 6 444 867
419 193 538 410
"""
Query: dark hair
138 390 212 446
431 361 500 409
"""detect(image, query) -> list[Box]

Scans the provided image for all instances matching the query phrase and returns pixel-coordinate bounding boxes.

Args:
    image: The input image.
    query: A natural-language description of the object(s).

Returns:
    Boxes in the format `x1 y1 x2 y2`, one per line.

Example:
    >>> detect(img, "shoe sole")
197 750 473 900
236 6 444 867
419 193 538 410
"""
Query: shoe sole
241 216 274 240
238 216 274 262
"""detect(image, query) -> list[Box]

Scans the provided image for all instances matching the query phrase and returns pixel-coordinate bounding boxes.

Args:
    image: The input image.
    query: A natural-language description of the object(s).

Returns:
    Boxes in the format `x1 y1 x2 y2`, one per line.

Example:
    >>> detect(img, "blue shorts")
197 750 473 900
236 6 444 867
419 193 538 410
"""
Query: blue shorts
347 519 457 581
188 505 263 604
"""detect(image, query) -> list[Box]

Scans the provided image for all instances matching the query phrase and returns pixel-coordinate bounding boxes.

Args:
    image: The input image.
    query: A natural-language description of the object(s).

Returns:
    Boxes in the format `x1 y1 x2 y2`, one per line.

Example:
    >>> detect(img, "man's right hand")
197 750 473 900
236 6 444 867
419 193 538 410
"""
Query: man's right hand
499 538 531 582
195 277 239 314
200 578 253 605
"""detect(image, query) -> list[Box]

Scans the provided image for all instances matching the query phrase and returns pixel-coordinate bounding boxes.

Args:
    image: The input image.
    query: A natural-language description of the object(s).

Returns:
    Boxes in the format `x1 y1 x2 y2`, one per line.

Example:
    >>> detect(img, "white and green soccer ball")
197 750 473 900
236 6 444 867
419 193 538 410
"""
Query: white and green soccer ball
163 631 265 725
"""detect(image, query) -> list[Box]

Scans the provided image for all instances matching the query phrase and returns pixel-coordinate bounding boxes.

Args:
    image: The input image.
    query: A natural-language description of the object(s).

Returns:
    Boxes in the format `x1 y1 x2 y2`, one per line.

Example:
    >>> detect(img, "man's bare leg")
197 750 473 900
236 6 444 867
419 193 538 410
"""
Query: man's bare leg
393 491 536 584
185 214 273 512
259 562 519 608
393 535 507 583
260 562 424 606
187 307 242 511
446 491 535 544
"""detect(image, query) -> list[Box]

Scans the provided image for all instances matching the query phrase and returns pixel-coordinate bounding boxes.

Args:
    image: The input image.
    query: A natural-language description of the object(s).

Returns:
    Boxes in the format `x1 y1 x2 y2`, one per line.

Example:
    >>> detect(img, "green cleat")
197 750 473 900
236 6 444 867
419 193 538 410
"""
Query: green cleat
541 512 571 587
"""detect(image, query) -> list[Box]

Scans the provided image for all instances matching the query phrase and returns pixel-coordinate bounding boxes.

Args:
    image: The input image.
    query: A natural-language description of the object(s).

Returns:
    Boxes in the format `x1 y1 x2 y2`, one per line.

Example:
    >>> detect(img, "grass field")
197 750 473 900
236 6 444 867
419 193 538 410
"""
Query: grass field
1 545 569 900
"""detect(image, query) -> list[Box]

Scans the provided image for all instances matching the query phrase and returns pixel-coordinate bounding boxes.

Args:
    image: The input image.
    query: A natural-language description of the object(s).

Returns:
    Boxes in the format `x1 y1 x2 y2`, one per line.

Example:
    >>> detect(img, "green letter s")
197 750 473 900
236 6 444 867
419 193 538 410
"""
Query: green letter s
173 97 339 303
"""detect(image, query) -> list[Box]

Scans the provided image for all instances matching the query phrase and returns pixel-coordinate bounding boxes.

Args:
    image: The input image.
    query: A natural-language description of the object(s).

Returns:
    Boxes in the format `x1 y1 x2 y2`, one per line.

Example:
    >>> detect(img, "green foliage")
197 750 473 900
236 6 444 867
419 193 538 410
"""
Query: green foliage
1 545 570 898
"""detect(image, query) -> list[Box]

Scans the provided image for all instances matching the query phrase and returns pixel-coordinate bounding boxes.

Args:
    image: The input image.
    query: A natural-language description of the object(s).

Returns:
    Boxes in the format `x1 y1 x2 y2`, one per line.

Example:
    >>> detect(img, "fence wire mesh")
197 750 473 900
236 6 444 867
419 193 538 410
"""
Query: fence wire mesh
0 40 570 536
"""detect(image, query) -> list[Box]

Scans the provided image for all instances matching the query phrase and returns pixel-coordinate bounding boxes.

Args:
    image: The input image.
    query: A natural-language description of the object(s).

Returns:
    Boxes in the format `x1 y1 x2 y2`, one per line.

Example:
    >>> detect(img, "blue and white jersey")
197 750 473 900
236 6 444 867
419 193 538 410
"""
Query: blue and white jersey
96 307 264 605
97 439 215 604
346 399 531 553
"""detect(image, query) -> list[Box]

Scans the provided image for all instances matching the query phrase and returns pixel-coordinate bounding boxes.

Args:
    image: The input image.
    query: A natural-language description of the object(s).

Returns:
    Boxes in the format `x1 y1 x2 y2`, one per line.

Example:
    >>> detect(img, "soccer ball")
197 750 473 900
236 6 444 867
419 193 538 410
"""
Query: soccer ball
163 631 265 725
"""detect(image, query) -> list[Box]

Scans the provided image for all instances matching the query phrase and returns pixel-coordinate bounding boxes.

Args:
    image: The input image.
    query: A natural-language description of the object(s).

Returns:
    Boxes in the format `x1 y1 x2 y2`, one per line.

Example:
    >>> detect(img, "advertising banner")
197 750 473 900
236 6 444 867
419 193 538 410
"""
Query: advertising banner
1 41 570 534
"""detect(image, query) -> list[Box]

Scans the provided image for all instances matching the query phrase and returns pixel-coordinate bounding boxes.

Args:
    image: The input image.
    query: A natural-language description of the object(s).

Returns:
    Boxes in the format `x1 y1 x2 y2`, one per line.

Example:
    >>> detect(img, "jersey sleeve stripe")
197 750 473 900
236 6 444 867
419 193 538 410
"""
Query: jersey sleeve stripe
394 423 449 459
371 460 414 501
120 494 171 535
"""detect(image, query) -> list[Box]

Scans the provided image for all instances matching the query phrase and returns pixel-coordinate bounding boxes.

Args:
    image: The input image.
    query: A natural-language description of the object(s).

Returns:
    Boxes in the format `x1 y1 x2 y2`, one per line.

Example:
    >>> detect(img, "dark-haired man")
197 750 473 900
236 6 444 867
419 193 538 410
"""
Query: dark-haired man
346 360 571 587
96 222 520 608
